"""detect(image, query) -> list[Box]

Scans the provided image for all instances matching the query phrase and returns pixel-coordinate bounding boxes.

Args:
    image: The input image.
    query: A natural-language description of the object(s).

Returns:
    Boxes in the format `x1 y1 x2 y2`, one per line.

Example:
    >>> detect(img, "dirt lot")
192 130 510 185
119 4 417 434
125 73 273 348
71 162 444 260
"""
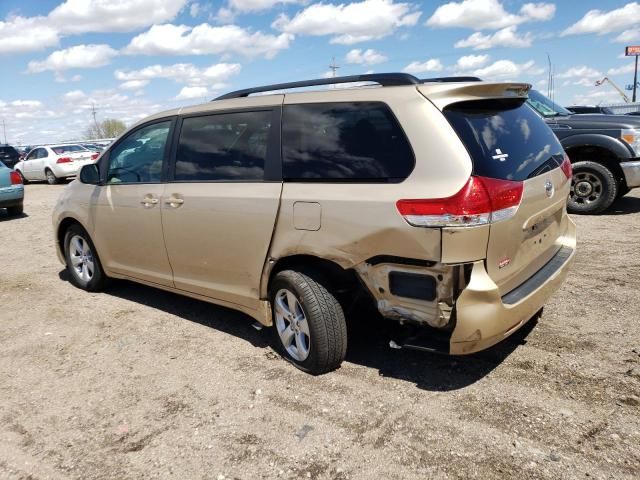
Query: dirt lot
1 184 639 480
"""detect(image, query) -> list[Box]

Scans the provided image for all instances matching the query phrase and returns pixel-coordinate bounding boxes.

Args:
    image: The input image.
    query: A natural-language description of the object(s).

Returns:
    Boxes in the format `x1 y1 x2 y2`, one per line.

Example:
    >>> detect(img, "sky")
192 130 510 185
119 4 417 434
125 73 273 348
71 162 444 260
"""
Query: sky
0 0 639 145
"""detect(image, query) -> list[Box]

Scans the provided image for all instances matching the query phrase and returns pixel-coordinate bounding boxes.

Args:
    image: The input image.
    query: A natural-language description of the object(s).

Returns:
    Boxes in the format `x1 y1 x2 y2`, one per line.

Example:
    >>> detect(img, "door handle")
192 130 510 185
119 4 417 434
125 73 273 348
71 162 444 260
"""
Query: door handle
140 197 159 207
164 196 184 207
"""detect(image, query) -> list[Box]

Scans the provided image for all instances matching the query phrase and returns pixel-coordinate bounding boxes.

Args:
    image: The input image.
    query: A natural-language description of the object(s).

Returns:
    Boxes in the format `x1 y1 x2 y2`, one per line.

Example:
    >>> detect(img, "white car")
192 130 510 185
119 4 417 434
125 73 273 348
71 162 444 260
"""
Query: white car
15 145 99 185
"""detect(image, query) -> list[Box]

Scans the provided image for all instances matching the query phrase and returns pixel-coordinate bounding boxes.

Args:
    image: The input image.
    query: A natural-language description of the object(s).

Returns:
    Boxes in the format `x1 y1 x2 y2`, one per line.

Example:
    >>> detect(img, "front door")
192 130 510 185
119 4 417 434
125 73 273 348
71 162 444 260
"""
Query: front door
90 119 175 287
161 107 282 310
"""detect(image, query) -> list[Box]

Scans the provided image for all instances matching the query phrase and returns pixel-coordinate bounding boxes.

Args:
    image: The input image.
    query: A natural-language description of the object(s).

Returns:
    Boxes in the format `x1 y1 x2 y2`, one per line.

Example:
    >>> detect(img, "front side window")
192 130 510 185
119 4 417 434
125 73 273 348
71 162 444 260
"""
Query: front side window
282 102 414 182
107 121 171 184
174 111 271 181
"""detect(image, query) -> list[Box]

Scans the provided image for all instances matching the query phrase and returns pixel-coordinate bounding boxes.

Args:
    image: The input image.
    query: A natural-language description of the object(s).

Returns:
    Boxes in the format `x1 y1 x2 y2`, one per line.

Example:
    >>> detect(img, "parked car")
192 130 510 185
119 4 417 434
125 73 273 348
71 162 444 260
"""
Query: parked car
0 144 20 169
53 73 576 374
14 144 100 185
81 143 105 152
566 105 615 115
0 160 24 216
527 90 640 214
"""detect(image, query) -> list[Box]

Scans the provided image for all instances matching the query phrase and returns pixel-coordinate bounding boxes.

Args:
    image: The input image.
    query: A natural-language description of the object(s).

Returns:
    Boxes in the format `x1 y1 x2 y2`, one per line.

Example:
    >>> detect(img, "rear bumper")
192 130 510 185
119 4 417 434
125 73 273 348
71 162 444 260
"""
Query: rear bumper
0 185 24 207
450 217 576 354
51 162 82 178
621 159 640 188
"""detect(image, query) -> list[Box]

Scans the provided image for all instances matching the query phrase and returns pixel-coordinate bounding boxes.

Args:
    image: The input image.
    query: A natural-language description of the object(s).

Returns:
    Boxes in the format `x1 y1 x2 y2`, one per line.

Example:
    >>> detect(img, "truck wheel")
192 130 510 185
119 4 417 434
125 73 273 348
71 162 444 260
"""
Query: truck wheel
270 270 347 375
568 161 617 214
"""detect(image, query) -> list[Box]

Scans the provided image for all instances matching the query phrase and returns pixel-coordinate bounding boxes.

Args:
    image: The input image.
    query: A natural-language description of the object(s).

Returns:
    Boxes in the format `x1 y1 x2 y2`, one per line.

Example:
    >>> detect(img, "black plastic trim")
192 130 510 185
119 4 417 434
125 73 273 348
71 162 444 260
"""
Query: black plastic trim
501 246 573 305
366 255 437 267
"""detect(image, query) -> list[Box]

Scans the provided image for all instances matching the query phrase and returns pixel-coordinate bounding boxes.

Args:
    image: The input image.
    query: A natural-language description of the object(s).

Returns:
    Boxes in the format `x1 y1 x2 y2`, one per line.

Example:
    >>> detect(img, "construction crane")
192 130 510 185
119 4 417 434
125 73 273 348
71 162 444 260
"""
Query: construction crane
594 77 630 103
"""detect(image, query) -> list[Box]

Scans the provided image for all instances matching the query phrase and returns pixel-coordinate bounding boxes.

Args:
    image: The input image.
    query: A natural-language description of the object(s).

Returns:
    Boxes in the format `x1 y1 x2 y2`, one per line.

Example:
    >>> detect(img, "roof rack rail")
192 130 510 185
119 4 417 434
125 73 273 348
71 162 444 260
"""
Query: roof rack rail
421 76 482 82
213 73 420 100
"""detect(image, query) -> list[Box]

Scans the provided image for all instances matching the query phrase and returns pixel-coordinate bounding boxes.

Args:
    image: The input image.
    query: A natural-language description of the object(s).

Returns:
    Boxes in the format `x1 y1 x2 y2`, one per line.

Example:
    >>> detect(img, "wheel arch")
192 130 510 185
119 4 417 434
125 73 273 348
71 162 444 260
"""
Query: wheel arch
563 143 626 187
56 217 88 260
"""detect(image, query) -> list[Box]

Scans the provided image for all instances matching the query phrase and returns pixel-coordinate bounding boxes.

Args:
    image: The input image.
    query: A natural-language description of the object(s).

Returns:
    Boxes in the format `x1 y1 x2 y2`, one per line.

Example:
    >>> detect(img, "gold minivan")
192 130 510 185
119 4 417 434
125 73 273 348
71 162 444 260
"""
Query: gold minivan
53 74 576 374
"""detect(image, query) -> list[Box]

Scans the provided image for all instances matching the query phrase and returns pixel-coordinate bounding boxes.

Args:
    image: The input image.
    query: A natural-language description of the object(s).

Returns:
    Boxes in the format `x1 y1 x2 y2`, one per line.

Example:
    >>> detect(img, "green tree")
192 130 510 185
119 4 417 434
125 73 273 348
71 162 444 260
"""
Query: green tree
85 118 126 139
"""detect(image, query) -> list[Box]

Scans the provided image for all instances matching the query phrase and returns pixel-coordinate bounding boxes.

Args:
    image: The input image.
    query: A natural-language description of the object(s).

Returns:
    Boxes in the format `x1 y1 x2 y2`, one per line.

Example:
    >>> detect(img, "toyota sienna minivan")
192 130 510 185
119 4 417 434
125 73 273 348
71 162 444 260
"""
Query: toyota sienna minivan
53 73 576 374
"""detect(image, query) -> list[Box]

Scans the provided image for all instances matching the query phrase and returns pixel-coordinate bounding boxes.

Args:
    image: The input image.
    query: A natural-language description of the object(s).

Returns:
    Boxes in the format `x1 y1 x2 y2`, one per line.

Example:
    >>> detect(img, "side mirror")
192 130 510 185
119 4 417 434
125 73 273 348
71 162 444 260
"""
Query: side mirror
79 164 100 185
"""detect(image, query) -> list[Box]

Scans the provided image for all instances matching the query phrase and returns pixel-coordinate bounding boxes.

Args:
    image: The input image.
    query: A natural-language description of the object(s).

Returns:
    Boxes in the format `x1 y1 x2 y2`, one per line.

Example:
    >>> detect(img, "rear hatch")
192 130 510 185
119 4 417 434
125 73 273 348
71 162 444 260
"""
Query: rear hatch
442 96 571 293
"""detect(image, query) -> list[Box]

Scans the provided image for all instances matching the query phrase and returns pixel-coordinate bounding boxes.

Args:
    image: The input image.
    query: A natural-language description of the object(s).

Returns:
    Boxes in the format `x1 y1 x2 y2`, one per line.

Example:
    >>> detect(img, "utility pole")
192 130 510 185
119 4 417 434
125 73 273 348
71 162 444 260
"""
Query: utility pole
1 119 6 144
90 102 100 138
633 55 638 103
328 57 340 78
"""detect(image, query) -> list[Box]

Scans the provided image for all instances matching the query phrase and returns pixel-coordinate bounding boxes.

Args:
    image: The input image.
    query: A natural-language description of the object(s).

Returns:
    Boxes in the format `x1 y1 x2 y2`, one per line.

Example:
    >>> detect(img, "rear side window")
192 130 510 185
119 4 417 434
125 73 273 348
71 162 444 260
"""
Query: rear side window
444 99 564 181
282 102 414 182
175 111 271 182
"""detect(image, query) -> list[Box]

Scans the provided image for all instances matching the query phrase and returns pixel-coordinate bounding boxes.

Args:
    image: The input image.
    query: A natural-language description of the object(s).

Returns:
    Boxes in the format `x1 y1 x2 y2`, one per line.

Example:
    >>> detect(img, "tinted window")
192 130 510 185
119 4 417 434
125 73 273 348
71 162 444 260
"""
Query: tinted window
107 121 171 184
37 148 48 159
175 111 271 181
444 99 565 181
282 102 414 182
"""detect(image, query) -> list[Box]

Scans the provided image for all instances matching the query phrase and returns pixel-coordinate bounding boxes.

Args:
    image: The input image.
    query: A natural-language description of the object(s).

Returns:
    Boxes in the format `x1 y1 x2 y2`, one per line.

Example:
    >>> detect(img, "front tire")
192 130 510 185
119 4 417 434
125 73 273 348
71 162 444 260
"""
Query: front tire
568 161 617 214
63 224 109 291
270 270 347 375
45 169 60 185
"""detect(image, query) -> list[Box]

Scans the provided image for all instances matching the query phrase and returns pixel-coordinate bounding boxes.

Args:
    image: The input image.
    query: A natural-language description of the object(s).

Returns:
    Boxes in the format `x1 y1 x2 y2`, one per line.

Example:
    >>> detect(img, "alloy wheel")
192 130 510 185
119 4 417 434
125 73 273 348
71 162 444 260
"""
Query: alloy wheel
570 171 602 205
68 234 95 282
274 289 311 362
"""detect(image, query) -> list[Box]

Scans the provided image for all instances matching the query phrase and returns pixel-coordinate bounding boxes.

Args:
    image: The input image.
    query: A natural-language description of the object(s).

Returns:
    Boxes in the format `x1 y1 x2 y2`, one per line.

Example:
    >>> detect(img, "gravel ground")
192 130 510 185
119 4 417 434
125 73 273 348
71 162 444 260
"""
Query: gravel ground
1 184 639 480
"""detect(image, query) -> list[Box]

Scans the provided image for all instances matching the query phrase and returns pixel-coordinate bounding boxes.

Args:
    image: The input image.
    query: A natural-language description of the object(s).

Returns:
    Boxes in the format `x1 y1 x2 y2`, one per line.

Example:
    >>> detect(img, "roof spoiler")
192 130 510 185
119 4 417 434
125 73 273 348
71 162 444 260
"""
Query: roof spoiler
419 82 532 110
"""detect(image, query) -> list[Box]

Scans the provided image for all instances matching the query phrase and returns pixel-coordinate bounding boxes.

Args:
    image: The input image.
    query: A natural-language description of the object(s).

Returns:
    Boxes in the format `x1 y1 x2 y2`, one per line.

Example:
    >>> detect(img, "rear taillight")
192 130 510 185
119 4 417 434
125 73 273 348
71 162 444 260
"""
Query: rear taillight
91 153 99 160
56 157 72 164
397 176 523 227
9 171 22 185
560 154 572 179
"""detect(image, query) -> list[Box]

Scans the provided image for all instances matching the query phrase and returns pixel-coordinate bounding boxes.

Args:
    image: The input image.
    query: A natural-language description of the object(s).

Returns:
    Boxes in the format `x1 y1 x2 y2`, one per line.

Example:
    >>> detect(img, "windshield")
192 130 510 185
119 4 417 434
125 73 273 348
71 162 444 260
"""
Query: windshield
526 90 572 118
51 145 88 154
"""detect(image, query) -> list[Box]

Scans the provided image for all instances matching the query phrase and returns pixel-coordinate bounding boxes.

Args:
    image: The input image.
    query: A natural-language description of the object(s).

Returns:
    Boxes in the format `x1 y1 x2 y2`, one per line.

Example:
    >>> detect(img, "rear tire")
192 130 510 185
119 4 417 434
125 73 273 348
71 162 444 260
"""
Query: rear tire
568 161 617 214
45 169 59 185
270 270 347 375
63 224 109 291
6 204 23 216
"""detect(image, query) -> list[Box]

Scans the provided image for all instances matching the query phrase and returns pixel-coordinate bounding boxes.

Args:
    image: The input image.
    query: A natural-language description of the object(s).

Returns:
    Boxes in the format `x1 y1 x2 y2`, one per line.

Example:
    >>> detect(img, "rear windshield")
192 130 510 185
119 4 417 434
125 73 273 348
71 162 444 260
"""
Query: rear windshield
51 145 87 154
0 147 18 155
444 99 564 181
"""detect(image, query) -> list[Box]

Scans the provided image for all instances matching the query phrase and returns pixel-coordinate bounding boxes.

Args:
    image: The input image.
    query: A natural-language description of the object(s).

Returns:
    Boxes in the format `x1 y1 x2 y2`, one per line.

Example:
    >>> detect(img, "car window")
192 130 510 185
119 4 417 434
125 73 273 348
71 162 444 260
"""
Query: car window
107 121 171 184
282 102 414 182
37 148 49 159
52 145 87 154
26 150 37 160
444 99 565 181
174 111 271 182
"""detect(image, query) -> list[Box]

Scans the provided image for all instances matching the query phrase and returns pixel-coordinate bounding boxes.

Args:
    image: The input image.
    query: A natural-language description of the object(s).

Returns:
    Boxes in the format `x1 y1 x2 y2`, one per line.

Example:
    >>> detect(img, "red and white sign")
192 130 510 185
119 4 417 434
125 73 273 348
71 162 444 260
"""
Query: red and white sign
626 46 640 56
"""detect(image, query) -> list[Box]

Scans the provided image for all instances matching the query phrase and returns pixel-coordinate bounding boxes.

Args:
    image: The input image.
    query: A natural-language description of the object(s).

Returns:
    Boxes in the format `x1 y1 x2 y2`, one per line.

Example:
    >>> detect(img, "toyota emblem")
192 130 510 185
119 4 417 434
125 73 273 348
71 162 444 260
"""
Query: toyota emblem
544 180 554 198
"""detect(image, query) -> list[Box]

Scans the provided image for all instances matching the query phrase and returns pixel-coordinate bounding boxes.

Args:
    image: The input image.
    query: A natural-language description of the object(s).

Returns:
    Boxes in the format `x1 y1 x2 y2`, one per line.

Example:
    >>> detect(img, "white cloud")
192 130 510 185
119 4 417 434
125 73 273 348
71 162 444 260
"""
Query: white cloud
27 44 118 73
63 90 86 102
120 80 151 90
48 0 189 34
124 23 292 58
608 64 636 76
562 3 640 40
0 0 188 55
229 0 301 11
455 54 490 70
455 26 533 50
345 49 388 65
272 0 421 44
115 62 241 88
427 0 554 30
403 58 443 74
572 89 623 106
615 29 640 44
190 2 201 17
472 59 542 80
556 65 602 80
0 16 59 54
174 86 210 100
